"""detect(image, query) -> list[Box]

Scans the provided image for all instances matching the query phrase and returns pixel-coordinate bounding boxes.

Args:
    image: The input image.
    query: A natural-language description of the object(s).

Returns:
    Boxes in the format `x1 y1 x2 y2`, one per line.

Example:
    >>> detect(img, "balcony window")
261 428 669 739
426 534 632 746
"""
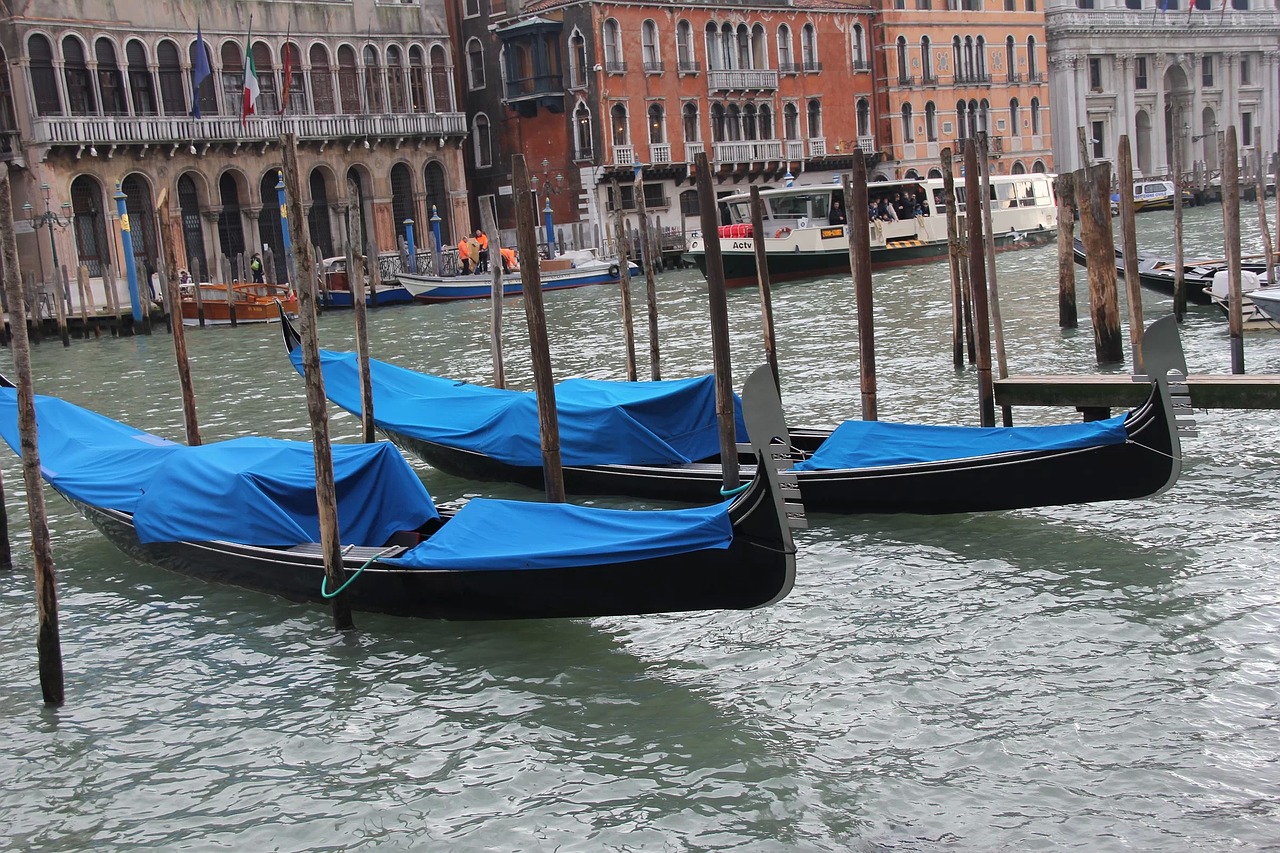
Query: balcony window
925 101 937 141
28 34 62 116
1240 56 1250 85
569 31 587 87
574 102 593 158
126 40 156 116
1010 98 1020 135
473 113 491 166
466 39 485 89
897 37 909 84
1135 57 1148 90
1030 97 1041 135
603 19 624 73
643 20 661 73
784 102 799 140
1088 57 1102 91
683 102 699 142
922 37 934 81
976 36 987 81
157 40 186 116
95 39 127 115
63 37 97 116
759 103 773 139
338 45 361 113
430 45 452 112
778 25 794 72
312 45 336 114
190 37 218 117
901 104 914 143
676 21 695 72
611 103 629 146
1202 56 1213 87
362 46 383 113
408 47 428 113
856 98 870 137
463 0 479 18
807 98 822 138
852 25 867 71
801 25 818 72
1027 37 1038 80
254 42 279 115
648 103 665 144
221 41 244 116
385 45 406 113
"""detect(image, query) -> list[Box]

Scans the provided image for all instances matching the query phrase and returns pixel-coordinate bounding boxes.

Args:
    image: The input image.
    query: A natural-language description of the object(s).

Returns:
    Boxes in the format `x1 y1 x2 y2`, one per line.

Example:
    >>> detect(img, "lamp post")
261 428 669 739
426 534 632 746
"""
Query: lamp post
529 158 564 259
23 183 73 299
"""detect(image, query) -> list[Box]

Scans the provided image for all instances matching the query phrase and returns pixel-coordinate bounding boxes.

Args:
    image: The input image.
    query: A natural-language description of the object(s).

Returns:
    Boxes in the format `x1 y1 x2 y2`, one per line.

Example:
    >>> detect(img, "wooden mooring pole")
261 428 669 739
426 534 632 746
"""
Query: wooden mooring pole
1117 135 1145 373
978 133 1010 426
964 140 996 427
281 132 354 631
1172 128 1187 321
156 190 201 446
844 159 877 421
611 180 638 382
633 170 661 381
1076 162 1124 365
1055 172 1078 328
1257 154 1275 288
479 203 506 388
748 186 780 393
344 208 375 444
942 148 966 366
1222 126 1244 374
0 170 64 705
54 267 70 347
693 151 739 490
513 154 566 502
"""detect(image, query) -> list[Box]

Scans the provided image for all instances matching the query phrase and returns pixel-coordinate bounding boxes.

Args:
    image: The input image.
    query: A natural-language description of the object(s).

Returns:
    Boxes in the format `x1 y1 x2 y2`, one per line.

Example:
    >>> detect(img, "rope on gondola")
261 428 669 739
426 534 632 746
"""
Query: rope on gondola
719 481 752 497
321 546 400 599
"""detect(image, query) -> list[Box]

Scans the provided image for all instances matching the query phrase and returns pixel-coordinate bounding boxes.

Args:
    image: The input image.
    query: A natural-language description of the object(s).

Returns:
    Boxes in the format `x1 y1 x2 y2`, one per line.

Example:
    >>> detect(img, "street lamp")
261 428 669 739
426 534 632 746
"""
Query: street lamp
528 158 564 259
23 182 73 292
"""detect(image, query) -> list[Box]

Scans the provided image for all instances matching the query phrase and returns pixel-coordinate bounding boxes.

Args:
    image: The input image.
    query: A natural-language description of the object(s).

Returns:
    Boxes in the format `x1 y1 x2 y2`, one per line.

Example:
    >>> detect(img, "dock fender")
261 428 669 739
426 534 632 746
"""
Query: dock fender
608 264 620 278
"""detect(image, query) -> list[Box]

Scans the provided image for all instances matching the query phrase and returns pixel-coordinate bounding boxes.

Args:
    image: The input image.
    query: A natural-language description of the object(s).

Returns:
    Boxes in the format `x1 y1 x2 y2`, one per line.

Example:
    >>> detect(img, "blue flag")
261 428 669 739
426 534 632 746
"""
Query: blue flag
191 23 211 119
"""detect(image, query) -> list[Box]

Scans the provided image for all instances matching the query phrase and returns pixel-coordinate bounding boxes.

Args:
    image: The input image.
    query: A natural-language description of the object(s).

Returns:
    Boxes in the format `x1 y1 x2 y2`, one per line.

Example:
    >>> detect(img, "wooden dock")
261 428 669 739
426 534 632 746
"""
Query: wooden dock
995 373 1280 413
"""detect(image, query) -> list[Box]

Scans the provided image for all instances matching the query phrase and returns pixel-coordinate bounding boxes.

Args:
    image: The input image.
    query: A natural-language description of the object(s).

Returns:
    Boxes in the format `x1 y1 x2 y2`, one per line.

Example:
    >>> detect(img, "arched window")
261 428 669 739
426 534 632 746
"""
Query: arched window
758 103 773 139
190 37 218 116
897 37 909 83
852 25 867 70
465 38 484 89
976 36 987 80
735 24 751 70
363 45 384 112
957 101 968 139
1032 160 1046 173
386 45 406 113
308 168 335 259
680 188 699 218
751 25 767 70
920 36 932 81
801 24 818 71
952 37 963 83
408 45 427 112
683 102 700 142
979 98 990 133
783 102 799 140
1027 36 1038 79
711 103 726 141
807 98 822 138
705 24 720 72
648 103 665 143
430 45 451 112
177 174 209 283
901 103 914 142
338 45 361 113
311 45 336 114
281 42 305 115
963 36 975 80
464 0 480 16
1009 98 1020 135
252 42 277 114
217 172 247 259
603 19 622 72
28 35 62 116
928 167 943 179
642 20 660 72
390 163 418 243
1030 97 1041 134
473 113 491 166
574 102 593 158
1011 160 1027 174
71 176 109 275
610 103 629 146
569 31 587 86
777 25 794 72
157 40 185 115
95 39 127 115
743 103 758 141
221 42 243 116
63 37 96 115
925 101 937 141
1006 36 1017 82
720 24 735 70
726 104 742 141
676 21 695 73
856 98 870 137
423 161 451 244
126 41 155 116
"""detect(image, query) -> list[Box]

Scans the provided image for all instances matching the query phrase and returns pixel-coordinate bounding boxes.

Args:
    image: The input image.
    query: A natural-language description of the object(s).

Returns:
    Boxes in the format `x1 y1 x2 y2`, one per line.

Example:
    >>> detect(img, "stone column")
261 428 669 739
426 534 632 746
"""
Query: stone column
1074 55 1089 165
1117 55 1133 152
1153 54 1168 177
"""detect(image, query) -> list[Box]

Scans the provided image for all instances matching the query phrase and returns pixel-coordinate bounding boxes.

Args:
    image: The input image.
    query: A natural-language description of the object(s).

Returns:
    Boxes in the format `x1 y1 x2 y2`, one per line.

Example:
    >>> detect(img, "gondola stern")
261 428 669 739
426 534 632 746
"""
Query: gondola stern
277 301 302 354
1137 315 1195 495
737 365 804 564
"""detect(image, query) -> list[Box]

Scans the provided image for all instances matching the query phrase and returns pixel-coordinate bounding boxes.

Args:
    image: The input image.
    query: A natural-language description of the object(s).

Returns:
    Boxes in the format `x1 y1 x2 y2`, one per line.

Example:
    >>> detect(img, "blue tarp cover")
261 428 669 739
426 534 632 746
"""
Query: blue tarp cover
384 498 733 571
0 386 439 547
794 414 1130 471
291 349 746 467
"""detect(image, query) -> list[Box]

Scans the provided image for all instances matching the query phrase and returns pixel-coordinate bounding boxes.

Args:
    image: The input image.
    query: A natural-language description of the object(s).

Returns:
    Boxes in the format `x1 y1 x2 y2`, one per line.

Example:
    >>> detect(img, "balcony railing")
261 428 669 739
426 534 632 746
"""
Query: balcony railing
808 137 826 158
922 73 939 85
711 140 784 163
684 141 706 163
643 60 664 74
802 61 823 74
852 60 871 73
897 74 916 86
779 61 799 75
649 143 672 164
27 112 469 148
1007 71 1024 83
604 60 627 74
784 139 804 160
1046 8 1280 30
677 60 701 75
613 144 636 166
706 68 779 92
856 135 875 154
1027 71 1046 83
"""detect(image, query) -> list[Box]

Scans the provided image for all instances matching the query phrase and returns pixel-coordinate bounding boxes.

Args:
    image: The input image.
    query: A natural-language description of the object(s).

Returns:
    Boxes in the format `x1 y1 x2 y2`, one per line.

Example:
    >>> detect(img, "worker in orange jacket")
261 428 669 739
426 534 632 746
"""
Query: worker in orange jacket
474 229 490 273
457 235 471 275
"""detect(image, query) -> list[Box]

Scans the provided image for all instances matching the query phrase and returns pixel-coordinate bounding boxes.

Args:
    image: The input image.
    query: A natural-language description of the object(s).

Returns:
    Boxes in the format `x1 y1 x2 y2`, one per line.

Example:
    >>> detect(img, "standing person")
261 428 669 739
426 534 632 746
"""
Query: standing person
474 229 490 273
465 233 481 275
457 235 471 274
828 197 848 225
250 253 265 283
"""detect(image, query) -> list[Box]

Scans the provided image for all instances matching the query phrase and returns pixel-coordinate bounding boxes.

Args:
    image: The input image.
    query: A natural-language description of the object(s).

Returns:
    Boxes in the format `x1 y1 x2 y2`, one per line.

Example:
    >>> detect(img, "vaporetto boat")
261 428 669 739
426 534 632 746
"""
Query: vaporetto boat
685 173 1058 287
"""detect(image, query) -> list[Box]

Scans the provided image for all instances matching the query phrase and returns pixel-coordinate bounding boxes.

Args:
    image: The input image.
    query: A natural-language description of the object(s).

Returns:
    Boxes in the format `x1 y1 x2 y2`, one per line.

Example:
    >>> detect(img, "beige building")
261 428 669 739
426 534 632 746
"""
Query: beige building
0 0 468 300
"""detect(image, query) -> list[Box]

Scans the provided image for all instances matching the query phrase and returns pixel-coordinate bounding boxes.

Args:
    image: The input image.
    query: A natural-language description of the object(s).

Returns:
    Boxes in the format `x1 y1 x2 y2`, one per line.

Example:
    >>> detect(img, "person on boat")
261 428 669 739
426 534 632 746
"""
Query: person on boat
465 234 482 275
876 198 898 222
250 254 265 283
500 246 519 273
828 198 848 225
458 235 472 275
474 229 490 273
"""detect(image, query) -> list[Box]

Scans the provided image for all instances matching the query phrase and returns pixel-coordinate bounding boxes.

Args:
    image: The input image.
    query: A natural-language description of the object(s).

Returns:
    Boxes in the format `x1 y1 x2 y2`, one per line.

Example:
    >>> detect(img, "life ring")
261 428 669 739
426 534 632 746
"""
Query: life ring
608 263 620 278
774 226 793 239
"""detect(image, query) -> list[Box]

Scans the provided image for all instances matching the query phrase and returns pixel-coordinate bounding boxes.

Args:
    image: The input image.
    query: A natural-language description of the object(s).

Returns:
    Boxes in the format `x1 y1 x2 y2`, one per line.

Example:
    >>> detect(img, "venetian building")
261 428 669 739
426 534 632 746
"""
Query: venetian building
1045 0 1280 178
873 0 1054 180
451 0 877 251
0 0 468 292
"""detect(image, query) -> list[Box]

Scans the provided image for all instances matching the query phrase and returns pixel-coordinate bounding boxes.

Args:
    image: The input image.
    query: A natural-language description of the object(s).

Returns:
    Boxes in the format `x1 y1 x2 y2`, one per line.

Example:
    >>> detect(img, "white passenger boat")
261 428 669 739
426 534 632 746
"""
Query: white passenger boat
685 173 1058 287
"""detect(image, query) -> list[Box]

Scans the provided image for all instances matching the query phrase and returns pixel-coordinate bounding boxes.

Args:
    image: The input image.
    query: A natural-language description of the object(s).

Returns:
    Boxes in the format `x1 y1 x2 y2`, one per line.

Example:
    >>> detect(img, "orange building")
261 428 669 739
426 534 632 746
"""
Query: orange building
872 0 1054 180
457 0 878 252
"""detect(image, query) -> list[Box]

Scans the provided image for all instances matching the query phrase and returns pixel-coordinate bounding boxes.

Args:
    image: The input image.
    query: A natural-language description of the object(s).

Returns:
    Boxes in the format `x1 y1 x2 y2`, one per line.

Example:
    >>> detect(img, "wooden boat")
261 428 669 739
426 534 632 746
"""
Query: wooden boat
180 282 298 326
399 257 639 303
1071 239 1214 305
1205 270 1279 331
319 256 415 307
0 367 800 621
281 309 1192 515
684 173 1058 287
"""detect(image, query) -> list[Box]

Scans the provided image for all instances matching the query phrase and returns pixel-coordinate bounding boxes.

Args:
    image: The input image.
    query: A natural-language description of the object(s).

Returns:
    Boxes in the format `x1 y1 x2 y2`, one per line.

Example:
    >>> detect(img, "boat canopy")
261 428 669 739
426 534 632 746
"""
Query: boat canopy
794 415 1130 471
293 349 746 467
0 387 439 547
384 497 733 571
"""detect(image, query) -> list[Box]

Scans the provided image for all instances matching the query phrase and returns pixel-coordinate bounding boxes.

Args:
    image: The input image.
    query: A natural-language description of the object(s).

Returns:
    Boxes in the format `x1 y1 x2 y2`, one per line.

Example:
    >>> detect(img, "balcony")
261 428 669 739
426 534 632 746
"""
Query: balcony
1027 71 1046 83
856 135 876 154
27 112 469 150
684 141 706 163
649 143 672 164
1046 8 1280 31
897 74 916 86
613 144 636 166
779 62 800 76
852 60 871 73
1007 71 1024 83
604 60 627 75
711 140 784 163
706 69 779 92
802 61 823 74
643 60 665 75
784 140 805 160
808 137 827 158
922 73 939 85
678 60 701 75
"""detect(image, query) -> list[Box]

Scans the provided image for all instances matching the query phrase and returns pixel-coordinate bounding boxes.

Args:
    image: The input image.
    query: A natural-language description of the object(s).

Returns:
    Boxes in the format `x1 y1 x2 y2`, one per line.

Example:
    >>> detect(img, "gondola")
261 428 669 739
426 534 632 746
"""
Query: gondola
0 368 800 621
281 309 1193 515
1072 238 1241 306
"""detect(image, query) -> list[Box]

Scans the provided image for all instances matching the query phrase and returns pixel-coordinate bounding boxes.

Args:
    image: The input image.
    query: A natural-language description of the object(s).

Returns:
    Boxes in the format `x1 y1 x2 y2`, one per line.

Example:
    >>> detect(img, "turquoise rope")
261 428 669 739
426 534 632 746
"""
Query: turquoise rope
321 550 386 599
719 481 752 497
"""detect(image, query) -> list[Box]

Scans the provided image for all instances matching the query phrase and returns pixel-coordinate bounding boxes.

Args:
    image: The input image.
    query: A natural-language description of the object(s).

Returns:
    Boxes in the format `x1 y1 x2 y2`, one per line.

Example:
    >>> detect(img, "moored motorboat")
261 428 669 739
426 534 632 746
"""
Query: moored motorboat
398 256 639 303
685 173 1057 287
318 256 415 307
281 309 1192 515
0 368 799 621
180 282 299 326
1245 287 1280 325
1109 180 1194 215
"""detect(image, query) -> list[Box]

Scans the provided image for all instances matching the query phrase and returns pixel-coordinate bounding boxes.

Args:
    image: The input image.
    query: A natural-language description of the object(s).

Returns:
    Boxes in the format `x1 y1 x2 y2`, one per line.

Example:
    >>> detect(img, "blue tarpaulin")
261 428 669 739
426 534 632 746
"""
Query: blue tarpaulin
384 497 733 571
0 386 439 547
794 415 1130 472
291 349 746 467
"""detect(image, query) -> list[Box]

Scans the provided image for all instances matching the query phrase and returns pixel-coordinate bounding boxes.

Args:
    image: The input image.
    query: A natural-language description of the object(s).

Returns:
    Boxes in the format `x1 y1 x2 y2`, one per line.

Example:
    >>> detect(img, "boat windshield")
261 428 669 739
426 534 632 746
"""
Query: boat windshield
768 192 831 221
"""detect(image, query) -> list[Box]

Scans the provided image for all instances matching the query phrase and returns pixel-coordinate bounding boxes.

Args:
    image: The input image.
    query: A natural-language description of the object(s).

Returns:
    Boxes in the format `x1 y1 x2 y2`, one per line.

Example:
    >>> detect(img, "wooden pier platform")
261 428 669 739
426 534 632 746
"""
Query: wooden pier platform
995 373 1280 412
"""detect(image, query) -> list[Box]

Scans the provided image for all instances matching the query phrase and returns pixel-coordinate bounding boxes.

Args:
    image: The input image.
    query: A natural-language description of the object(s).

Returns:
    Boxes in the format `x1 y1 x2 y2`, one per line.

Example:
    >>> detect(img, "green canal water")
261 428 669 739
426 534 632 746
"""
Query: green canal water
2 202 1279 850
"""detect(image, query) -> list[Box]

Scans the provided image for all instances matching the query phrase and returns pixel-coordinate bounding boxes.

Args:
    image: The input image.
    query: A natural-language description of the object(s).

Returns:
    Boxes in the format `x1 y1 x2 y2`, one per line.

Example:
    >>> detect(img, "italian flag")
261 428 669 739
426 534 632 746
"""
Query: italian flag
241 34 260 127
